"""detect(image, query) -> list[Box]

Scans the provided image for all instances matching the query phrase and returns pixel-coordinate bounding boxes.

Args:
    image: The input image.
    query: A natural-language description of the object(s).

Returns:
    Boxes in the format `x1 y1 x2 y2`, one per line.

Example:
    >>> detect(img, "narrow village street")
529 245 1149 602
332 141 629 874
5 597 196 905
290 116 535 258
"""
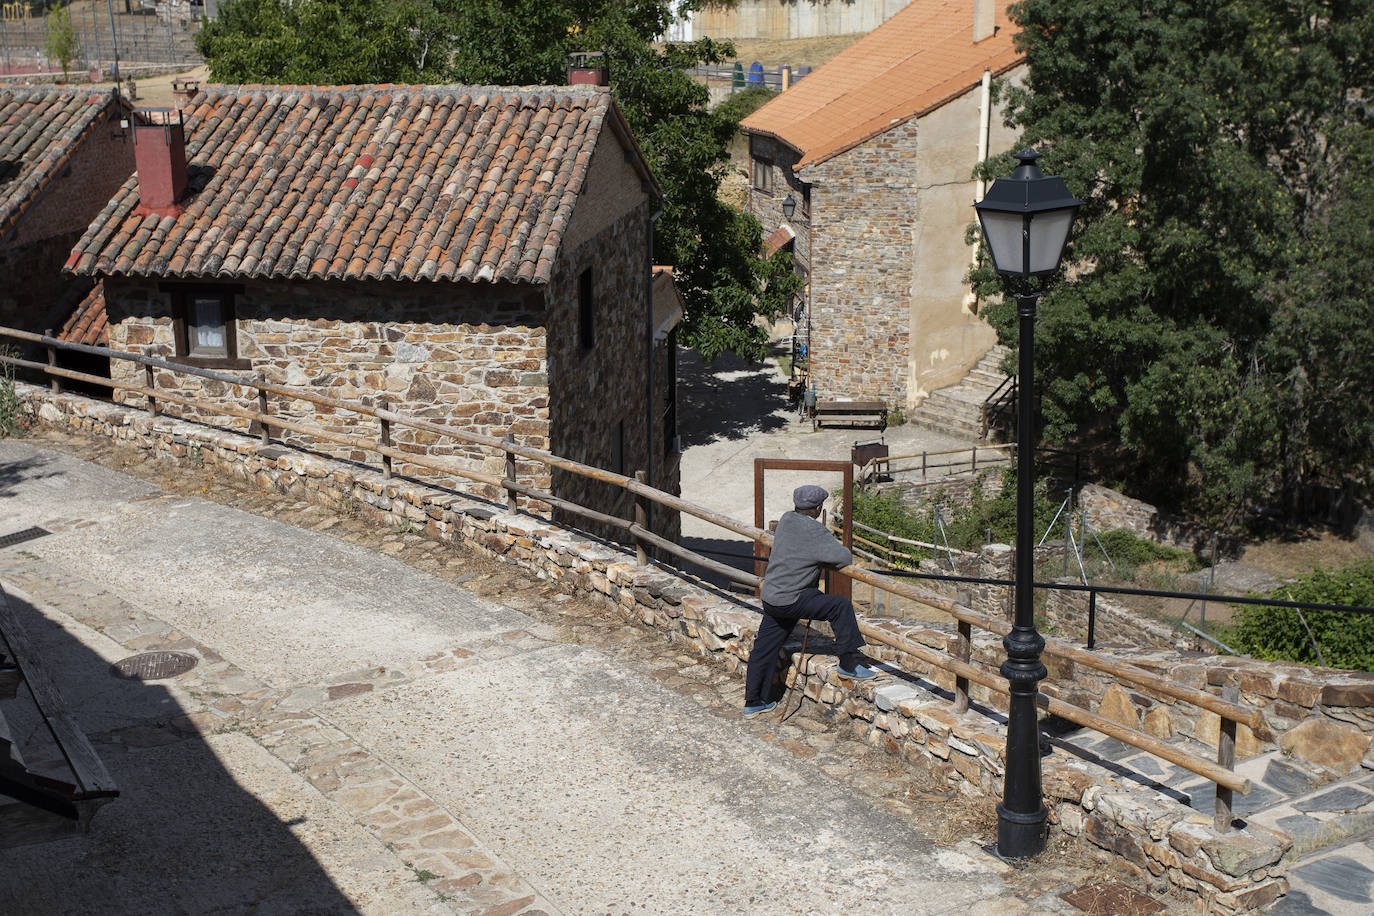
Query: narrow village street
0 431 1112 914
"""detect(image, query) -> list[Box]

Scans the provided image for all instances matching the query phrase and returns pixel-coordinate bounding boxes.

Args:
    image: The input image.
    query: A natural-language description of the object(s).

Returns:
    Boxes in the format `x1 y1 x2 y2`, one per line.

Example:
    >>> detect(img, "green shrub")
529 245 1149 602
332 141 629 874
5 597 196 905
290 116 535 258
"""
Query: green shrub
715 86 777 124
1092 528 1203 572
0 349 30 438
1232 560 1374 670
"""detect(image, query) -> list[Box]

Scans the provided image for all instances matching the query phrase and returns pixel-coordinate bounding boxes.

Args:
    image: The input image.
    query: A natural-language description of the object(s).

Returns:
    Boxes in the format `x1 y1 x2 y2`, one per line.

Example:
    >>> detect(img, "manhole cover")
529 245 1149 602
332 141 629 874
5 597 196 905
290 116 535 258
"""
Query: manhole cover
1060 882 1164 915
110 651 198 680
0 526 50 549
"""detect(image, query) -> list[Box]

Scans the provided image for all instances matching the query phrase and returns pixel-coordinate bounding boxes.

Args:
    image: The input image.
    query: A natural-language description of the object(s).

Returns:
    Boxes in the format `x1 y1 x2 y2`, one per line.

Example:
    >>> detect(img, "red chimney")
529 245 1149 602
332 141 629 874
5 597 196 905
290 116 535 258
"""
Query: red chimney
133 108 187 217
567 51 609 86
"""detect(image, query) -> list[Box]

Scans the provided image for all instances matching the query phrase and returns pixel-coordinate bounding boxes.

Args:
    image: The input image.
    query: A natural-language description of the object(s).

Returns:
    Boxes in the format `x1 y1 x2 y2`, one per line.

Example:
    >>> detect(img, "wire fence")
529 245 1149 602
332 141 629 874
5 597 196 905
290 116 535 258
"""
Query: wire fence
0 1 203 80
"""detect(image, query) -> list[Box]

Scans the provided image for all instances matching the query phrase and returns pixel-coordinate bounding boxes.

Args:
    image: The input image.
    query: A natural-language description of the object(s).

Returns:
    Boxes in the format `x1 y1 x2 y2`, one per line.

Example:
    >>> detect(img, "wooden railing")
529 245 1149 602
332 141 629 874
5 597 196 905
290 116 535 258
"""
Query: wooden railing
4 327 1252 825
857 444 1012 487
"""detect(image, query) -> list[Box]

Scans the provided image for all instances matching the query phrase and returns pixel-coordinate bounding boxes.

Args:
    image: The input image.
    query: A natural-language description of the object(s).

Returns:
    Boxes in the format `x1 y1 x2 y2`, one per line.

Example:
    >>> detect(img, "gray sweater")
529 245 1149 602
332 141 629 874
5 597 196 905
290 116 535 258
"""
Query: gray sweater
760 510 853 606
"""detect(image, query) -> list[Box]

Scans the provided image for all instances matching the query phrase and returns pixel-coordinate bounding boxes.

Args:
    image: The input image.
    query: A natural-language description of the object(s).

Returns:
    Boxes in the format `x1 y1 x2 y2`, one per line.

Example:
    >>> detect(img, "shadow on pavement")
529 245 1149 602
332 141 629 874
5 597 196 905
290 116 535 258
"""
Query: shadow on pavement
677 345 791 447
0 589 359 914
0 455 61 501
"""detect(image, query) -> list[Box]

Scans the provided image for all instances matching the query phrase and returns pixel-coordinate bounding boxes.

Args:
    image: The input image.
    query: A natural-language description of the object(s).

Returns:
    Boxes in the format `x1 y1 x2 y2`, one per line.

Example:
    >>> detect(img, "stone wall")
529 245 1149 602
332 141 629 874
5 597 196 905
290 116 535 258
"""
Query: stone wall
103 277 551 496
30 383 1374 912
12 109 133 246
805 118 920 405
546 200 679 543
746 134 811 275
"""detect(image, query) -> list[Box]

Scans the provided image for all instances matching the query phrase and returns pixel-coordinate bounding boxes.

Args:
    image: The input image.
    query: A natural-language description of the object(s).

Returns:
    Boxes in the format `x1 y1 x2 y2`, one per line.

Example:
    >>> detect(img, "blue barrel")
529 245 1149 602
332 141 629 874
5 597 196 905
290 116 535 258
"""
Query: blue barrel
747 61 764 87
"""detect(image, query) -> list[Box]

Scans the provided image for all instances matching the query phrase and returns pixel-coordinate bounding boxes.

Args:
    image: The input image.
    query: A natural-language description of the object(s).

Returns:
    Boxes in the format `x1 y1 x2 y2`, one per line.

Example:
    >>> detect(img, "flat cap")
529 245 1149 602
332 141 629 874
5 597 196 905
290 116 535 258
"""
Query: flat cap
793 485 829 510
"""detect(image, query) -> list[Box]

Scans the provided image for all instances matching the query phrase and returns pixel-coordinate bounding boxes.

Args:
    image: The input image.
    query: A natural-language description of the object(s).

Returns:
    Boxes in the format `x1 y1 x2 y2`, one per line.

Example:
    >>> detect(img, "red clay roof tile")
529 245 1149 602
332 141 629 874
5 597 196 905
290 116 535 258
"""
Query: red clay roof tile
1 87 128 241
742 0 1022 168
69 84 621 284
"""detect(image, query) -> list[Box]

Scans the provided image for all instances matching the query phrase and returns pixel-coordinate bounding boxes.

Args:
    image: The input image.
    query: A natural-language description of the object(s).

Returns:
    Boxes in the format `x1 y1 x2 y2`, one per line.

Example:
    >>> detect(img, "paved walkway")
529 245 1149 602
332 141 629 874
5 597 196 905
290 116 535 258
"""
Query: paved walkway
0 437 1107 915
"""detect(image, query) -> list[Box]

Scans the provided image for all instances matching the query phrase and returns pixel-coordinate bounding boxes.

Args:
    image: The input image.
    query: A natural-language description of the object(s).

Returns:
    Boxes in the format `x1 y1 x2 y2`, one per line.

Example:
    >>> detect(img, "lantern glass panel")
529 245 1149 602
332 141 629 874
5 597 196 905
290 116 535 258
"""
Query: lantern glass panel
978 210 1026 275
1029 209 1076 275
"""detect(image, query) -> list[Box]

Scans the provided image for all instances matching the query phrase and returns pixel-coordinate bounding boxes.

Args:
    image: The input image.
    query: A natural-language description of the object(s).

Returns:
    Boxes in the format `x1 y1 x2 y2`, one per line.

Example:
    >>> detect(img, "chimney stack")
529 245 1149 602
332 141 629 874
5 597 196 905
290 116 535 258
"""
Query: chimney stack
170 79 200 111
133 108 188 216
567 51 609 87
973 0 996 42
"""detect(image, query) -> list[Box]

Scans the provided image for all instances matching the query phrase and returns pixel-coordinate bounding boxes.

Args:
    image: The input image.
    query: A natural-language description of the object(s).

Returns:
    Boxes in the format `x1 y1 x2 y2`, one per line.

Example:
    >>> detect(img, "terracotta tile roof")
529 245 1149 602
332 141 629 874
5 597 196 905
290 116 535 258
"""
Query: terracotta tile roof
68 83 640 284
763 224 795 257
741 0 1021 168
0 87 126 242
57 281 108 346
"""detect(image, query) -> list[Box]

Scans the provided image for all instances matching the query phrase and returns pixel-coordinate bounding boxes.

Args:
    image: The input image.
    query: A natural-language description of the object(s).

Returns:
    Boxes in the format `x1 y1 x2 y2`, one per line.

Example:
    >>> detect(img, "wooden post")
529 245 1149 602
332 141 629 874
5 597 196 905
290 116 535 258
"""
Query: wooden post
634 470 648 566
1215 682 1239 831
143 363 156 417
503 430 518 512
45 330 60 393
378 397 392 480
954 590 972 714
256 376 269 444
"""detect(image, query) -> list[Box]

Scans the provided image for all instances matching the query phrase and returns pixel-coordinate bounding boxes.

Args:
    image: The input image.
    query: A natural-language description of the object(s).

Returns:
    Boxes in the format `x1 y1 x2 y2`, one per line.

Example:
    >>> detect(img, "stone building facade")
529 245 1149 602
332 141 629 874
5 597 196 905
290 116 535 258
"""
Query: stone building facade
742 0 1024 411
0 88 133 340
70 84 680 541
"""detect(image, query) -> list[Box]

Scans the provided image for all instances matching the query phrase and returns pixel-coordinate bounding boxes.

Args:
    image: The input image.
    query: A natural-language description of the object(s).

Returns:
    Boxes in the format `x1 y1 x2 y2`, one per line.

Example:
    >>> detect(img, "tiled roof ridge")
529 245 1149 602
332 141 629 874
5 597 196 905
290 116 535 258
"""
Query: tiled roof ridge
187 82 611 102
0 86 126 241
68 83 620 285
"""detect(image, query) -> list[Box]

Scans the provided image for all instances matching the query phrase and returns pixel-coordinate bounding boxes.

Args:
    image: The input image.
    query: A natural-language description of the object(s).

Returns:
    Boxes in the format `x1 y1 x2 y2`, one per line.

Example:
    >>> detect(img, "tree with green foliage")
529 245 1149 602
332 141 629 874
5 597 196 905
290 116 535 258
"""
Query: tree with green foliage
1233 559 1374 669
196 0 453 85
197 0 797 362
440 0 798 361
44 2 81 83
974 0 1374 527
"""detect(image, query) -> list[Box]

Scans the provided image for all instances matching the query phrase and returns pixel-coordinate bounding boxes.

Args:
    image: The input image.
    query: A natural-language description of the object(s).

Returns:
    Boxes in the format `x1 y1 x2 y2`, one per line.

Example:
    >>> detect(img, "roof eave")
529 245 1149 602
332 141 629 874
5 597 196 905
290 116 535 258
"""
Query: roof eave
796 57 1025 172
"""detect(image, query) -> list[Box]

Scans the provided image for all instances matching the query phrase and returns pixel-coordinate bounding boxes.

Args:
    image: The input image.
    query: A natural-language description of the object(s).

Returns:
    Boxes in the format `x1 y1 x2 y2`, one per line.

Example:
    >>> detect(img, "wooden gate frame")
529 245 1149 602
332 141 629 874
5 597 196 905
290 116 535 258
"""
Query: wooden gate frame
753 458 854 598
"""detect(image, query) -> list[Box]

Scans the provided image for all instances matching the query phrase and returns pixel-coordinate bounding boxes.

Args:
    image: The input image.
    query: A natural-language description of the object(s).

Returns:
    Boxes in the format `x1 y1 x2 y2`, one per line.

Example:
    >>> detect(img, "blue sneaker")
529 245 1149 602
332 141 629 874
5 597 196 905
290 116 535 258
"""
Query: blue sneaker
837 663 879 680
742 701 777 718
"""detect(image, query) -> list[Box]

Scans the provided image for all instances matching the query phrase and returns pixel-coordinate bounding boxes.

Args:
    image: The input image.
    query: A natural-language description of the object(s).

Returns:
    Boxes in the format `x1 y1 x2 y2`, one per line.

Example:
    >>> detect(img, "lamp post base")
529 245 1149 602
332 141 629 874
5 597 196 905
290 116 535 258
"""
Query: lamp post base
996 801 1048 860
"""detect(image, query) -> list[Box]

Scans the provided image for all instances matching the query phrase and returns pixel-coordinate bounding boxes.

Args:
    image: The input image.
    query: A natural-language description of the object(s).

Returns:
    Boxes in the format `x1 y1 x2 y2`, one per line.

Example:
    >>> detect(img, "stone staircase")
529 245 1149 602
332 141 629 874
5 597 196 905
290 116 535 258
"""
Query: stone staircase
908 345 1012 442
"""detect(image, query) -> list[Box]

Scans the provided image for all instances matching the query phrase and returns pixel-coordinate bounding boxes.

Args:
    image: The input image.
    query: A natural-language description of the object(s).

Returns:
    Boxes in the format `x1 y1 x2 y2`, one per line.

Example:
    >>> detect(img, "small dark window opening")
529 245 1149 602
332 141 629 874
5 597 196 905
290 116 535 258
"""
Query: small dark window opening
802 184 811 217
752 157 772 193
578 268 594 350
168 285 249 369
663 328 678 458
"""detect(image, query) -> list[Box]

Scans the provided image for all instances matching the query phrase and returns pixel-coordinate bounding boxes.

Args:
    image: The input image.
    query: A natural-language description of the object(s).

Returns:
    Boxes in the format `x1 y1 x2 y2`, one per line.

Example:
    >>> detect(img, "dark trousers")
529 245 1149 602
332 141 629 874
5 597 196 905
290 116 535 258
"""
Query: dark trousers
744 588 866 705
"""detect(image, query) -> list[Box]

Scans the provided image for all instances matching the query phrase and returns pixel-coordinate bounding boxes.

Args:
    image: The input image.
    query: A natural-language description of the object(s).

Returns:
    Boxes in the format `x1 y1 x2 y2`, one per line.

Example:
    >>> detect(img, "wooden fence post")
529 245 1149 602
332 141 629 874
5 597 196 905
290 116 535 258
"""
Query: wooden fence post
143 363 156 417
378 397 392 480
503 431 518 512
256 376 269 444
1215 682 1239 831
634 470 648 565
954 589 972 714
44 330 60 393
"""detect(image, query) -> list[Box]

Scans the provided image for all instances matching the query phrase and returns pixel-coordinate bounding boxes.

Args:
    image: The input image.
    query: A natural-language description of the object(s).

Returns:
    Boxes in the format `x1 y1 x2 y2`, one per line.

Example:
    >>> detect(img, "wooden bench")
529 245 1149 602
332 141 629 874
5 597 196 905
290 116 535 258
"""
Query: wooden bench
813 398 888 432
0 585 118 847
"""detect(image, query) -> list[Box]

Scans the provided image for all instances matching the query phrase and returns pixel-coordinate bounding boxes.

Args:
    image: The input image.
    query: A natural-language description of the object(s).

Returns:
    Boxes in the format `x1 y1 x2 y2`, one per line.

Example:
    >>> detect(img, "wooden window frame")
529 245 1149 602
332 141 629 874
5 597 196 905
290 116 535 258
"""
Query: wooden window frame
752 156 773 194
164 284 251 370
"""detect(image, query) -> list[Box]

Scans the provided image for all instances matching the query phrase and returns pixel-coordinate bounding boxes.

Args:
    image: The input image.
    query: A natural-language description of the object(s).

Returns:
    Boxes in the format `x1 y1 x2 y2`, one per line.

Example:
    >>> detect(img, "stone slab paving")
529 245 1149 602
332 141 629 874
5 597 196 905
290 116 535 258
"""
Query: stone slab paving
0 439 1108 914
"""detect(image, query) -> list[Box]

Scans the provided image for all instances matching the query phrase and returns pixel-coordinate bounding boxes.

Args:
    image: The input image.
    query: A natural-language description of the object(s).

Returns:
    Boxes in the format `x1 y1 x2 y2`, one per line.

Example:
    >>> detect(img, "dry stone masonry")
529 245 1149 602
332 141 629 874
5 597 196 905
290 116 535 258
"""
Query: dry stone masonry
23 383 1374 913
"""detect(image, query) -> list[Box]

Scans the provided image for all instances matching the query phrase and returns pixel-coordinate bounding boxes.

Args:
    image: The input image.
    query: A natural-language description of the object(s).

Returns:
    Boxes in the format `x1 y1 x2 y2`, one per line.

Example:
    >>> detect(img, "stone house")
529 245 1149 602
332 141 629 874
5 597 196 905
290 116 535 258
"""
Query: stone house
66 83 681 539
0 87 133 345
740 0 1025 411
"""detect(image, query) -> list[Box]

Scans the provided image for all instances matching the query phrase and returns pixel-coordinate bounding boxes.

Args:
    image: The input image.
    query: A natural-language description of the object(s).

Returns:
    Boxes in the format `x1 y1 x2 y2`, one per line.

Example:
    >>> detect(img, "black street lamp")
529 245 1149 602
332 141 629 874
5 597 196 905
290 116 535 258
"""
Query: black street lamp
974 149 1080 860
782 194 797 221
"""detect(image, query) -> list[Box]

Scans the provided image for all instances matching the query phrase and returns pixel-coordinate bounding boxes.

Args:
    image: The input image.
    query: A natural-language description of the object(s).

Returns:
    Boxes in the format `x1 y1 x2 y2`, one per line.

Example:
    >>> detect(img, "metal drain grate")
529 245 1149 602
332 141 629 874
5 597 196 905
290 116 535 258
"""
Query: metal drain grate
0 526 51 549
110 651 199 681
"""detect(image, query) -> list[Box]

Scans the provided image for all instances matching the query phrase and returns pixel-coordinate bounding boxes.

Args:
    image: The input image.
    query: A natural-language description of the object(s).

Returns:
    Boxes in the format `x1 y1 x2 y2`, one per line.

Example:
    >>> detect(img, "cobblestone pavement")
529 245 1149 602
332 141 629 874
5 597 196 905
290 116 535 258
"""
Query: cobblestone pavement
0 431 1135 914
